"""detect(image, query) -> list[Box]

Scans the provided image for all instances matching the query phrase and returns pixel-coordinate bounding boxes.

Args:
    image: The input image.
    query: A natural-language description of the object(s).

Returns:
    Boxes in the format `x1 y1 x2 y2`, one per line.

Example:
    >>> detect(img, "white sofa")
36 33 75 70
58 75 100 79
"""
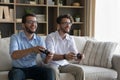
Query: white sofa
0 36 120 80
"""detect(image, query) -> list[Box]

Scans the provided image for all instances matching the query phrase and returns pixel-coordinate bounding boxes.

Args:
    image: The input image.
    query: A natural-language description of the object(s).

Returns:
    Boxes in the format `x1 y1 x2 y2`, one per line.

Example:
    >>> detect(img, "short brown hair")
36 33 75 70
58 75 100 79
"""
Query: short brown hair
56 14 73 24
22 13 36 23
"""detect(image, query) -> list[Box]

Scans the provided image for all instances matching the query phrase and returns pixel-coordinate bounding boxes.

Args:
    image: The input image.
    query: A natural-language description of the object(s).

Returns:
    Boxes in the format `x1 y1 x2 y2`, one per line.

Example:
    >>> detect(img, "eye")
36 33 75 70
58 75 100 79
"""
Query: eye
26 20 38 24
61 22 72 26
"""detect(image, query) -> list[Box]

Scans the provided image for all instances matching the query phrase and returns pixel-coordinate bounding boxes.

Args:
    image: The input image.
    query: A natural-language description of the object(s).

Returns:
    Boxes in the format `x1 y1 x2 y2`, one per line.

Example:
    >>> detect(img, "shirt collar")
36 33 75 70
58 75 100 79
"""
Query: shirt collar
56 31 70 40
20 31 37 40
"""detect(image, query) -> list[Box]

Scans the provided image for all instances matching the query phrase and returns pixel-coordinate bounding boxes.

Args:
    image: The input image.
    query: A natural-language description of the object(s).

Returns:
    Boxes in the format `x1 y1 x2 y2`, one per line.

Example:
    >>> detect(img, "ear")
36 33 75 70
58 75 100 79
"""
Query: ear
57 24 60 30
22 23 24 27
21 23 25 29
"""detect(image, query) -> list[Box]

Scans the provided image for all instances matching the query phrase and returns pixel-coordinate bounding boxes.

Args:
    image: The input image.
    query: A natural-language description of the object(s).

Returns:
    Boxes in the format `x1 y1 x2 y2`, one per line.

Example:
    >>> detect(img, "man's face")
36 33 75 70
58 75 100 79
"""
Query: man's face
59 18 72 33
23 16 37 34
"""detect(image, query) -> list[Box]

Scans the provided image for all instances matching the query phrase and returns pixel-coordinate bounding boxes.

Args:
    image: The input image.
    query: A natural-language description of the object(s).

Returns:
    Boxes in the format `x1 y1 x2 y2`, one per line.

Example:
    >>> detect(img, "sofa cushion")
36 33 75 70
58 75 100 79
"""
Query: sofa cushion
0 37 12 71
80 65 117 80
80 40 118 68
0 71 9 80
60 73 75 80
73 36 94 53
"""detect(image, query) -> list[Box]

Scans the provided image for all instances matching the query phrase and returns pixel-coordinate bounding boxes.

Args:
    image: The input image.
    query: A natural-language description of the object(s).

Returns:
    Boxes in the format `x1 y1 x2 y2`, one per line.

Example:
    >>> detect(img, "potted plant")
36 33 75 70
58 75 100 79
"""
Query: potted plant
74 15 80 22
25 7 34 14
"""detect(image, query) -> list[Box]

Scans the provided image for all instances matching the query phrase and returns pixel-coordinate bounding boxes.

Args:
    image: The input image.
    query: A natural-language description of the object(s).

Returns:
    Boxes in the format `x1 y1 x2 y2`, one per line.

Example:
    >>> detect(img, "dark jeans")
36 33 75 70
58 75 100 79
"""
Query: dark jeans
8 65 55 80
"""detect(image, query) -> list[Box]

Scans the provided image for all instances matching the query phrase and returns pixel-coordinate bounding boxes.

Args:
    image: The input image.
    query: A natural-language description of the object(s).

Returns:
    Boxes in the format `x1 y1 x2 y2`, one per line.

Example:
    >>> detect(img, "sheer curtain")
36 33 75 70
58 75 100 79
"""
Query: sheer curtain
95 0 120 43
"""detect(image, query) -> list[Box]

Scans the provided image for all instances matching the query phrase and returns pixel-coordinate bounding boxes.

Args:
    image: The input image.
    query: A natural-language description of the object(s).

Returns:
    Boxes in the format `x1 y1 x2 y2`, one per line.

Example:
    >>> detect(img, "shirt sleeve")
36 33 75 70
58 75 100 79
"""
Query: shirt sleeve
45 35 55 53
69 37 78 54
38 37 46 60
9 34 19 55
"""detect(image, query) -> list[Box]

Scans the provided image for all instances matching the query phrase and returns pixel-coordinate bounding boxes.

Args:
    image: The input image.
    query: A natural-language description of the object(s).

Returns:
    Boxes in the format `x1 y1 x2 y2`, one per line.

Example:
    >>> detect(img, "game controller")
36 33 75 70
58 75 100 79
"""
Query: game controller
39 49 50 55
77 53 82 59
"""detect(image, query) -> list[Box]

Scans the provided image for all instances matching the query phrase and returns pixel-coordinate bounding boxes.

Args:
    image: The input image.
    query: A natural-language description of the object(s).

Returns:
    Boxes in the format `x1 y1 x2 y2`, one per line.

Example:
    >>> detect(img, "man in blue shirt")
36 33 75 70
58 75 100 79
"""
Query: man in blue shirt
8 13 55 80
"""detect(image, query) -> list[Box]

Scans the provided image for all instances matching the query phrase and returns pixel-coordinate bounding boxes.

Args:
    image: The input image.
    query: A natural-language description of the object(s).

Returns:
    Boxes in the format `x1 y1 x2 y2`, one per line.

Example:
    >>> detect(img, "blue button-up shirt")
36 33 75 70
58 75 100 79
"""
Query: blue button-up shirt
9 32 45 68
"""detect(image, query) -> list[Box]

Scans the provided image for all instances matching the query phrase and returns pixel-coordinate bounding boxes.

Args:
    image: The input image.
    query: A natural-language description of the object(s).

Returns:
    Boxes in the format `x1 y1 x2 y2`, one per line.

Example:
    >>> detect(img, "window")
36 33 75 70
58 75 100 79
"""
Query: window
95 0 120 43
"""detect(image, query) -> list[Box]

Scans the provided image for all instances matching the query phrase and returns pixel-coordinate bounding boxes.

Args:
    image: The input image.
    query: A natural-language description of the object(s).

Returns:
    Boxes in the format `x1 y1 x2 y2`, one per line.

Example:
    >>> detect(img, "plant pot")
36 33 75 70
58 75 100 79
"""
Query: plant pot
75 18 80 22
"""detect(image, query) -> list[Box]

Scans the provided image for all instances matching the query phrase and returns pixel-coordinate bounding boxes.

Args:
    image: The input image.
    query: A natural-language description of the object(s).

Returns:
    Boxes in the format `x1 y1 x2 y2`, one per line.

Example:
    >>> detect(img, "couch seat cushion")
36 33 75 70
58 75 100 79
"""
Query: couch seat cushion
82 65 117 80
0 71 9 80
60 73 75 80
73 65 117 80
0 71 75 80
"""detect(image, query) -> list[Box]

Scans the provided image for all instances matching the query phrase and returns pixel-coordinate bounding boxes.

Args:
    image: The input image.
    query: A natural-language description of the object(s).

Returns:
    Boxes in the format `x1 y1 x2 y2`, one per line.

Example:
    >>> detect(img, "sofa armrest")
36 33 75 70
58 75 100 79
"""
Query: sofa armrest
112 54 120 80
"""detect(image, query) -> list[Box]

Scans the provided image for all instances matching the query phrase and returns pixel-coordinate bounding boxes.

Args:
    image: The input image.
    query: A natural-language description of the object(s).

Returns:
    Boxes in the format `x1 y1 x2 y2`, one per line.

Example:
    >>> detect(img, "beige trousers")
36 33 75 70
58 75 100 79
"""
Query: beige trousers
48 63 84 80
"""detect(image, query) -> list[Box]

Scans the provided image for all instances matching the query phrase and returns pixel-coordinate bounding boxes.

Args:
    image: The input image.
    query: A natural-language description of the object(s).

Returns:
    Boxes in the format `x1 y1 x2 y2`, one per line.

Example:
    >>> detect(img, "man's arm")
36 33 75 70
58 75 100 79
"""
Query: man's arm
11 46 42 60
10 35 45 60
53 52 76 61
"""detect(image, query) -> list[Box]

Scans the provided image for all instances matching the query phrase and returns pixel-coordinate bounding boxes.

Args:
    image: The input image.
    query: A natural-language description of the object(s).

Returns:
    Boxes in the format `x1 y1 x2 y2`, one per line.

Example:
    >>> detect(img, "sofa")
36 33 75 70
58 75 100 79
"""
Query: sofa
0 36 120 80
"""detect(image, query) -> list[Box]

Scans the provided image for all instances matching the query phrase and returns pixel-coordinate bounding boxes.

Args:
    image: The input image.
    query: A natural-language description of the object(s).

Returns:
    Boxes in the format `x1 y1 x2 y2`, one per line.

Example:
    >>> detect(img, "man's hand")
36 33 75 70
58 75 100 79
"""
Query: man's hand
44 52 54 63
32 46 45 54
65 52 76 60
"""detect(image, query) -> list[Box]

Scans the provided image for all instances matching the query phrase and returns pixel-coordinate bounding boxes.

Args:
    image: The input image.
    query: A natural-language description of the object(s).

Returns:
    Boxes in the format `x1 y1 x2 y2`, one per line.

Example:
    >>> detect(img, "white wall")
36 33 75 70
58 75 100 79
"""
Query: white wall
95 0 120 43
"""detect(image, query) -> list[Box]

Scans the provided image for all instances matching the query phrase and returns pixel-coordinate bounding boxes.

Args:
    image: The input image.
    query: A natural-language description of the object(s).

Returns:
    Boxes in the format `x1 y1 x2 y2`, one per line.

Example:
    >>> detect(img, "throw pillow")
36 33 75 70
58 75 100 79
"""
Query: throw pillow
80 40 118 68
69 36 95 64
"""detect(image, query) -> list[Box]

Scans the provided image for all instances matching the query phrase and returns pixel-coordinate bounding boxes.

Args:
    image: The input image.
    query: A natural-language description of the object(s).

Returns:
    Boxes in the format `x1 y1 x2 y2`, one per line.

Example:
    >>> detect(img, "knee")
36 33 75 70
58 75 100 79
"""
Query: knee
9 69 25 78
47 67 55 73
48 65 59 74
14 69 24 75
44 67 55 77
75 68 84 74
